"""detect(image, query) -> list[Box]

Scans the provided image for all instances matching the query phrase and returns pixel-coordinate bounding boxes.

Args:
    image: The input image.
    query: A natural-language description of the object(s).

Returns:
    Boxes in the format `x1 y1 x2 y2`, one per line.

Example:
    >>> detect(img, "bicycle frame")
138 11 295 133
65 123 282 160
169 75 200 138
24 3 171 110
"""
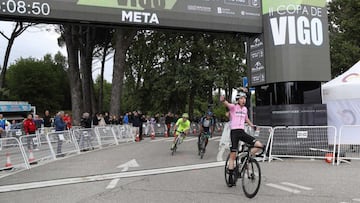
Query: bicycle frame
199 132 211 159
171 131 186 155
225 143 263 198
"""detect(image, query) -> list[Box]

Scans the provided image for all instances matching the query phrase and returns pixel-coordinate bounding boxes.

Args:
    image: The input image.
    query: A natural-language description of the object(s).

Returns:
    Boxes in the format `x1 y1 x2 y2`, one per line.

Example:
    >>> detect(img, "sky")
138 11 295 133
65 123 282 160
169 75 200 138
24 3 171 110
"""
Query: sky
0 21 114 81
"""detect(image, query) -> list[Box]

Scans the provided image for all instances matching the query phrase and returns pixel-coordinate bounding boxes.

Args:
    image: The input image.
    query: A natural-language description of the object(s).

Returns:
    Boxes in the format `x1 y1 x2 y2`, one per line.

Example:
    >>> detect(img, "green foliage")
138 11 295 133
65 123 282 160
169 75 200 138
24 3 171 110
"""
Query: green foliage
328 0 360 77
122 30 246 117
93 75 112 112
5 54 70 115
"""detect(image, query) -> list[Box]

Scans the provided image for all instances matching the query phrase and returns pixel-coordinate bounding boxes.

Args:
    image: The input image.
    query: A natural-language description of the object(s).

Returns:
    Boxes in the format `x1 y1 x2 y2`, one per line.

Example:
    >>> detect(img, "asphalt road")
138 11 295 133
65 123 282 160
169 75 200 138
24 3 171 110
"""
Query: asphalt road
0 136 359 203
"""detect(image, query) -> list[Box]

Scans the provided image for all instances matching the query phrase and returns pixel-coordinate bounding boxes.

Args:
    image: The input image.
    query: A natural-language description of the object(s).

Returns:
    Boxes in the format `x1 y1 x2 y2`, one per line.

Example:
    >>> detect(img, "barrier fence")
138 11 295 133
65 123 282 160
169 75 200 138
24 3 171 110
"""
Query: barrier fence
247 125 273 161
72 128 98 151
337 125 360 165
115 124 135 143
2 123 360 171
0 137 29 171
268 126 337 164
94 126 117 148
46 131 79 159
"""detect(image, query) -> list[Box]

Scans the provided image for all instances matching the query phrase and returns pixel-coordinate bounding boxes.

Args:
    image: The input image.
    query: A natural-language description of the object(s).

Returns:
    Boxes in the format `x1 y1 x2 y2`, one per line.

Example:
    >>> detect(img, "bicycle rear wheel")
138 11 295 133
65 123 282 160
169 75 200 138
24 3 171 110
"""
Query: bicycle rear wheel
171 137 180 156
241 157 261 198
199 136 206 159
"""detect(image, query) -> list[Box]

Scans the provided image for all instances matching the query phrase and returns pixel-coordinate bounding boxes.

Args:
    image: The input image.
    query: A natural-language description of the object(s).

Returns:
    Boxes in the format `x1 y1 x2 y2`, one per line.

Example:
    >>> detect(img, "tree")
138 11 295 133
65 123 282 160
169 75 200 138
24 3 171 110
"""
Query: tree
5 55 70 114
61 24 83 125
122 30 246 118
93 75 112 113
328 0 360 77
110 28 137 117
93 28 114 113
0 22 34 89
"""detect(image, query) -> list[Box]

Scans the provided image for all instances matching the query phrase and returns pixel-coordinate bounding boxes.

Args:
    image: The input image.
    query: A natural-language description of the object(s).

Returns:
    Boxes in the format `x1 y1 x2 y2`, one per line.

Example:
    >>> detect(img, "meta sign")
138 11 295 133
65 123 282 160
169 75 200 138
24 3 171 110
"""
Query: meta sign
0 0 262 33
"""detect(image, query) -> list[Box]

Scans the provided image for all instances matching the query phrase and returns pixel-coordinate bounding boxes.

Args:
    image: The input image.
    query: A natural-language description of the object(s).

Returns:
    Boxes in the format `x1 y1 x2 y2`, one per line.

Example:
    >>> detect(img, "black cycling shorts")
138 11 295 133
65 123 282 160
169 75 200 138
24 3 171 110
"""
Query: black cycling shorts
230 129 256 152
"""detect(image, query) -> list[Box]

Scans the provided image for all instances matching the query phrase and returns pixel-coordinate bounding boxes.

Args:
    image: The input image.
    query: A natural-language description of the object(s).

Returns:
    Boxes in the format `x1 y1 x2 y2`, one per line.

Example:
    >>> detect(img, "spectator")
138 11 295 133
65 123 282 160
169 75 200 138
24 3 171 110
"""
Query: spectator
118 115 124 125
79 112 93 151
123 112 129 124
54 111 66 157
92 113 100 126
34 115 43 130
98 113 106 126
165 112 173 137
104 112 110 125
63 113 72 129
132 111 143 140
110 115 119 125
0 114 8 139
23 113 37 150
43 110 53 134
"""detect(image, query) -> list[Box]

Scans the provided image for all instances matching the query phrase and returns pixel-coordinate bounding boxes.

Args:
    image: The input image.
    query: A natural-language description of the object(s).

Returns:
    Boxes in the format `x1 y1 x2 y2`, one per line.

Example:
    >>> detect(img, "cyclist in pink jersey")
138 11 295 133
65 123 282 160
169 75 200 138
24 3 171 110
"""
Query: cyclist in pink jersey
220 92 263 186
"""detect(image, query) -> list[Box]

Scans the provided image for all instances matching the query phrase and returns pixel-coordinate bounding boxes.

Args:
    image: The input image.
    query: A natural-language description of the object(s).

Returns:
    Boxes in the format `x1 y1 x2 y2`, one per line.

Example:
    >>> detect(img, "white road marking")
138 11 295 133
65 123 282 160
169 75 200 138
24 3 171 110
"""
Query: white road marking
353 199 360 202
150 138 172 142
209 137 220 141
281 182 312 190
164 137 197 142
117 159 140 172
266 183 301 194
184 138 198 142
0 161 225 193
106 178 120 189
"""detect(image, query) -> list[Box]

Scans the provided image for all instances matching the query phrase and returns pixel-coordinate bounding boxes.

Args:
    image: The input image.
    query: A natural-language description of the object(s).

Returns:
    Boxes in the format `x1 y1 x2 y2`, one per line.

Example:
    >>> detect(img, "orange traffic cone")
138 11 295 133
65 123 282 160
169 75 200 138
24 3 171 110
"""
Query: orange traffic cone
135 134 140 142
5 153 13 168
28 150 37 165
151 131 155 140
164 131 168 138
325 153 333 164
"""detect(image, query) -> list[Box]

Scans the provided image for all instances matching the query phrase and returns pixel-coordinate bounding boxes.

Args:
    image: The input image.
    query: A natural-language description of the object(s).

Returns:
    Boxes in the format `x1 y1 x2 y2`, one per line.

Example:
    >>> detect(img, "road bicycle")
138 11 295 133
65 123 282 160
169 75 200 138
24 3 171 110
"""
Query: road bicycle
198 131 211 159
171 130 186 156
224 142 264 198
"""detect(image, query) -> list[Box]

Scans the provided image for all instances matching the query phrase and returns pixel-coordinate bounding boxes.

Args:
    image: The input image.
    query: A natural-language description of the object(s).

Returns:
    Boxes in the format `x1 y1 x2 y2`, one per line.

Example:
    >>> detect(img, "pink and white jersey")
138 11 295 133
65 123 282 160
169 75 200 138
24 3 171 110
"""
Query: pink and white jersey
228 104 248 130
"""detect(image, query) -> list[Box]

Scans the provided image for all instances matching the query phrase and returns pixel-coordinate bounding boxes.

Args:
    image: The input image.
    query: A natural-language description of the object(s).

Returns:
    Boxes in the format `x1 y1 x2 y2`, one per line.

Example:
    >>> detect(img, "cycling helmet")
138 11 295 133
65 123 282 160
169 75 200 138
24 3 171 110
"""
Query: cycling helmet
182 113 189 118
206 111 213 116
235 92 247 100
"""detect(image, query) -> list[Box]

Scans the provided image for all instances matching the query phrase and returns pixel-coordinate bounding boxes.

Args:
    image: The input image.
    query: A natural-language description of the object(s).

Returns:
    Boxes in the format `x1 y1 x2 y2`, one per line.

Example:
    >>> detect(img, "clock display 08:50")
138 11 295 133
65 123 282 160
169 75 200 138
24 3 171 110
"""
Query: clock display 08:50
0 0 51 16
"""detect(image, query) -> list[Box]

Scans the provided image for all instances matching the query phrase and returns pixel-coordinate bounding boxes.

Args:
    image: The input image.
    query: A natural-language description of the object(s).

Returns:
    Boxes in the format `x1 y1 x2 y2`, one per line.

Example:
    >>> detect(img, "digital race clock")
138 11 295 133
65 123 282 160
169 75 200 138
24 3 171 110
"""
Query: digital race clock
0 0 50 16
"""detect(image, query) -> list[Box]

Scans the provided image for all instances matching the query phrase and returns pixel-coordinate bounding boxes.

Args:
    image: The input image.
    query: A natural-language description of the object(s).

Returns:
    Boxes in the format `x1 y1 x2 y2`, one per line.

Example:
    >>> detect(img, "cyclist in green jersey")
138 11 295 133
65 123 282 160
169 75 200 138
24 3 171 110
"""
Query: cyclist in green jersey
170 113 191 150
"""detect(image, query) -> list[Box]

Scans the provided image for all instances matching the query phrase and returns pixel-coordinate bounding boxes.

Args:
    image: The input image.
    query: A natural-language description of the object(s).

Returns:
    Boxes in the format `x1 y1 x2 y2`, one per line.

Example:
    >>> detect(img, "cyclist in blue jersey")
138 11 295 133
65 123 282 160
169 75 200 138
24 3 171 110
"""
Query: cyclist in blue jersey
197 111 215 155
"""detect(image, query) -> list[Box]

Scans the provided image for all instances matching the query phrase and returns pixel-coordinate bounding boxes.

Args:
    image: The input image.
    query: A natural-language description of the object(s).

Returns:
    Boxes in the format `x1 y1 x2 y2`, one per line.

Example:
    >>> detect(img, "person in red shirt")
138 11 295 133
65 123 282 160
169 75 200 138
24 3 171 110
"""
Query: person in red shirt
23 113 37 150
63 113 72 130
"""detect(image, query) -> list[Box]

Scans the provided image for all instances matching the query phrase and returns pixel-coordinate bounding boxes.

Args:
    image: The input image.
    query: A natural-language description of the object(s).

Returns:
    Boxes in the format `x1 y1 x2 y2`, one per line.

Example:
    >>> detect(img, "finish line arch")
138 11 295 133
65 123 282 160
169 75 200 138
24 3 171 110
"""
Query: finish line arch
0 0 331 125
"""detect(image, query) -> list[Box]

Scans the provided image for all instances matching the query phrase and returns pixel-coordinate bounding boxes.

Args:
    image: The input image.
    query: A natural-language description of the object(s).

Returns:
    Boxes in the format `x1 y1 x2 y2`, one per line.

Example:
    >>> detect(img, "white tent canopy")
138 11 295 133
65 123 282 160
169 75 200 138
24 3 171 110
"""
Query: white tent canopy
322 60 360 102
322 60 360 144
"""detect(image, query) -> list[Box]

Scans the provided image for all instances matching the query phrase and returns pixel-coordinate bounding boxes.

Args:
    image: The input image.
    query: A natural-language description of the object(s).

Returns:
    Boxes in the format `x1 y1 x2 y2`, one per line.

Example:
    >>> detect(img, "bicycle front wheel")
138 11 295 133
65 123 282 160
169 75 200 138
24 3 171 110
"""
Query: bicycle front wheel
241 157 261 198
224 154 231 186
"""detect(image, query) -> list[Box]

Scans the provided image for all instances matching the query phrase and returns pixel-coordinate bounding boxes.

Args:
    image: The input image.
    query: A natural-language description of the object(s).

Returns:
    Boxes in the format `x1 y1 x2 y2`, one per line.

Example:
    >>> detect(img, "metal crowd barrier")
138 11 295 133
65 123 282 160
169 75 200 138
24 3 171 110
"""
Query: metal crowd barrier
245 125 273 161
0 137 29 170
268 126 337 164
72 128 99 151
337 125 360 165
115 124 135 143
46 130 79 159
94 126 117 148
